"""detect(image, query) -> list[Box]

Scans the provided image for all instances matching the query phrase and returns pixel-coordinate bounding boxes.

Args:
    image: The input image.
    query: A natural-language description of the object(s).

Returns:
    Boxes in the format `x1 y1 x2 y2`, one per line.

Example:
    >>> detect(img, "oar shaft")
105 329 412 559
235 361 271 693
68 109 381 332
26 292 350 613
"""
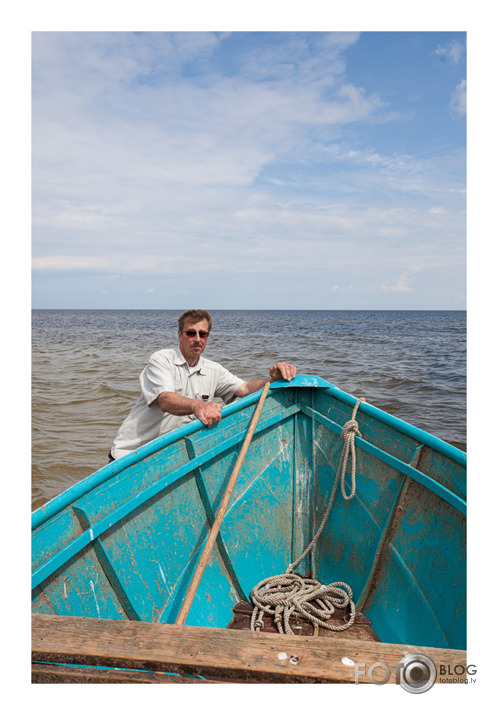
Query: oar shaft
175 381 271 625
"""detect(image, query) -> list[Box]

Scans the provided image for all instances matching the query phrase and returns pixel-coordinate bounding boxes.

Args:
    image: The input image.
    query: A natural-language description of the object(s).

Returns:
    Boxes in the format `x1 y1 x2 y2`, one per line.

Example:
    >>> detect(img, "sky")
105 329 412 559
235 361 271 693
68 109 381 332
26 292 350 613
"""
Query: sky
31 29 467 310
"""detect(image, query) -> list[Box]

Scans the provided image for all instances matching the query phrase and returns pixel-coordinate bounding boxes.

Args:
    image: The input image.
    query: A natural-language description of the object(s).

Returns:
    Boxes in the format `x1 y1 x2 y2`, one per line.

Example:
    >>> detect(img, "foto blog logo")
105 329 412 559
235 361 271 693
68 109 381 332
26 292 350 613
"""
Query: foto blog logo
354 654 476 693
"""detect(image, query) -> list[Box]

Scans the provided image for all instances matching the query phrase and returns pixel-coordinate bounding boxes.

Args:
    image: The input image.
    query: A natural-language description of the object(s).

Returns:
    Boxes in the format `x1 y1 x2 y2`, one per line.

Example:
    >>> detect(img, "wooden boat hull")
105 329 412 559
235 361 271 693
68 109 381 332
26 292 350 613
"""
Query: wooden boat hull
32 376 466 679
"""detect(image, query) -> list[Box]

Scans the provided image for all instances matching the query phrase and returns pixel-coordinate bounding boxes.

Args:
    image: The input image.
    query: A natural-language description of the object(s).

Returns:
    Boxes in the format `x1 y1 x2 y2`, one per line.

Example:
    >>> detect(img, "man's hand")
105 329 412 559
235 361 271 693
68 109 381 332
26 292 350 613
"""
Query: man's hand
193 401 223 428
269 362 297 383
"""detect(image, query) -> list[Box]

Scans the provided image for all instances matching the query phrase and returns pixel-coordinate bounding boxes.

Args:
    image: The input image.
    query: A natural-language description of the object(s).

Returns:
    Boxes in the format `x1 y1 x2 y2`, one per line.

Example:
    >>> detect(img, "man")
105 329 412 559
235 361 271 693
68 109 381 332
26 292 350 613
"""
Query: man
109 309 297 460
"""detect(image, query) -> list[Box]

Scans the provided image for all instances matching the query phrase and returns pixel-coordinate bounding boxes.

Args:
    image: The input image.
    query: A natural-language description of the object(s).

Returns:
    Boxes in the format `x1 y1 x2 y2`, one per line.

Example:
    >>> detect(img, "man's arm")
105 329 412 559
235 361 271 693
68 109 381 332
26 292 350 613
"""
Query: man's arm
234 362 297 398
157 392 222 428
157 362 297 427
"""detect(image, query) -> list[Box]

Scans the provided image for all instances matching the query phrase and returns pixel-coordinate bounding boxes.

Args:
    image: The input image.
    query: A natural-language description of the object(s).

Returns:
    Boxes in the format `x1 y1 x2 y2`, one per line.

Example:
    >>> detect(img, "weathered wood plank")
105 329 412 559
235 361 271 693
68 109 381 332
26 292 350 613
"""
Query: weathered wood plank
32 662 211 684
32 613 467 684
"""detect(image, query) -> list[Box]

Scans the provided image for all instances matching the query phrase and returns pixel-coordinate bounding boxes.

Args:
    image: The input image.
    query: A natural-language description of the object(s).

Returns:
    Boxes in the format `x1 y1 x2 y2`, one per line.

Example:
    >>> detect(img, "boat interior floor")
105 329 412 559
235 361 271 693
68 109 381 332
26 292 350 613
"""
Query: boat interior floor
226 601 381 642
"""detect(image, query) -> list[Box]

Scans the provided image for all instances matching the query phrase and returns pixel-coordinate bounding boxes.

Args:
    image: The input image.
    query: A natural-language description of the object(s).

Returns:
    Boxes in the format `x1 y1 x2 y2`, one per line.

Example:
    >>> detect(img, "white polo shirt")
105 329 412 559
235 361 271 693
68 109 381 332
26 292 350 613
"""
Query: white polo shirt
111 349 245 459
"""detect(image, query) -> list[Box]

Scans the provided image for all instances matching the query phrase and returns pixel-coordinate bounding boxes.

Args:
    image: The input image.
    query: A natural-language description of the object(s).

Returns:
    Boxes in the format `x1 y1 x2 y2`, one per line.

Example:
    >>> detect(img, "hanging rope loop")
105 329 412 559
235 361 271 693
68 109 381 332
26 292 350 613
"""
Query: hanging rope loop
249 397 365 636
338 398 364 501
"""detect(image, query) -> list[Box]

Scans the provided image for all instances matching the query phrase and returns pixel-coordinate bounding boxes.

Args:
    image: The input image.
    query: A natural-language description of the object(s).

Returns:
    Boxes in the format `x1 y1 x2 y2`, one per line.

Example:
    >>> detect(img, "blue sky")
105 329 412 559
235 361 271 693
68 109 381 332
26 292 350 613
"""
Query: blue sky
31 30 467 310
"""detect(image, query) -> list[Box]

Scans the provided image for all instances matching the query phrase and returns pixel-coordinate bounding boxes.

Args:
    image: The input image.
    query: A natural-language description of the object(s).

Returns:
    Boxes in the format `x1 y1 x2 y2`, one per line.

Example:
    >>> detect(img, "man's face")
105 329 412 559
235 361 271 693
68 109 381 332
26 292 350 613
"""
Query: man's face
178 319 210 366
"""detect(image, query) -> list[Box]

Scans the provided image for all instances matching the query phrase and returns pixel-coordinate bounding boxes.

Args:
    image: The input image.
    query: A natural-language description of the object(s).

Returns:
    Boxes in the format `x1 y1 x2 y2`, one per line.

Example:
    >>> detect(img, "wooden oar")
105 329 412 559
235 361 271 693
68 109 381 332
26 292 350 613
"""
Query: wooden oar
175 381 271 626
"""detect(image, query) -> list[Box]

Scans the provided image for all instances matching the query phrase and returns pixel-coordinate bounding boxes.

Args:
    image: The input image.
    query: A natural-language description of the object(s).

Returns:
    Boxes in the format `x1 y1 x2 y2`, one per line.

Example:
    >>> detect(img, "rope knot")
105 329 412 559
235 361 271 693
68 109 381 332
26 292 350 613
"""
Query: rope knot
341 419 362 440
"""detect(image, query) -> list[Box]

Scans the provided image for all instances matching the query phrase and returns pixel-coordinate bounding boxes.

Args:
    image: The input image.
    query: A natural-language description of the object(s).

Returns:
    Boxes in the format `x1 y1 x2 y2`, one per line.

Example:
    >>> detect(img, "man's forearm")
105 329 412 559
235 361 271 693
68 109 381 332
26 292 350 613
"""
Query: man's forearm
157 391 200 415
235 379 269 399
235 362 297 398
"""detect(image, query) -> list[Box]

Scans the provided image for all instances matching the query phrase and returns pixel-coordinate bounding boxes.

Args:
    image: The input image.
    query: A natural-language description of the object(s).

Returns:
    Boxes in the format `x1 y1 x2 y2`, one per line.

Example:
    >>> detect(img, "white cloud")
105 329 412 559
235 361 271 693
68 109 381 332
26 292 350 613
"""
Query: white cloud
434 40 465 65
380 271 415 293
450 79 466 116
32 32 383 205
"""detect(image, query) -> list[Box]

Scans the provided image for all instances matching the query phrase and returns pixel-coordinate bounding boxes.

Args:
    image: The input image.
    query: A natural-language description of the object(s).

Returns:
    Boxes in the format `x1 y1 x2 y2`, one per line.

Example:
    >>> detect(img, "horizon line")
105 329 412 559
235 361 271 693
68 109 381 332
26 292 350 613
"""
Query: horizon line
31 307 467 312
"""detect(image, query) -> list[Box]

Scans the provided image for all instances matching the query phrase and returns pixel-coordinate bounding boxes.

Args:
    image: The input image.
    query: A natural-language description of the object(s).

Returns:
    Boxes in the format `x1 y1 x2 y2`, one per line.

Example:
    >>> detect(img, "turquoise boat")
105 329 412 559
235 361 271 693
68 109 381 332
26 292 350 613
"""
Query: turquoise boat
31 376 466 684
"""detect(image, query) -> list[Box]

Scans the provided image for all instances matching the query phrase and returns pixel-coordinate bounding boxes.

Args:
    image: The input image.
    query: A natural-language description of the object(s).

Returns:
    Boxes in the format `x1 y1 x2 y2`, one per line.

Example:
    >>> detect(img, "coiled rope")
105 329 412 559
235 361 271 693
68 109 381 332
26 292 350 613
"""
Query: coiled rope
250 398 365 636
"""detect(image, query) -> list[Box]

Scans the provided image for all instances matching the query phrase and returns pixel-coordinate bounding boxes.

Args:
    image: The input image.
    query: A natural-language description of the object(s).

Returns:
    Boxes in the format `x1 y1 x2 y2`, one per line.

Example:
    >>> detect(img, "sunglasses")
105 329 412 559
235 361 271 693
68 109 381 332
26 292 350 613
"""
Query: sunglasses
183 329 210 339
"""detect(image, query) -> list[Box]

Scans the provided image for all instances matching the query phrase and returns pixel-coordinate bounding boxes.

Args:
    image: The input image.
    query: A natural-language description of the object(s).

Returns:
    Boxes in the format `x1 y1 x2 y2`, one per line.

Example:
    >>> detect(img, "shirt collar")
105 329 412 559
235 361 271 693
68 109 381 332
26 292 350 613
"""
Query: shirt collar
174 349 206 374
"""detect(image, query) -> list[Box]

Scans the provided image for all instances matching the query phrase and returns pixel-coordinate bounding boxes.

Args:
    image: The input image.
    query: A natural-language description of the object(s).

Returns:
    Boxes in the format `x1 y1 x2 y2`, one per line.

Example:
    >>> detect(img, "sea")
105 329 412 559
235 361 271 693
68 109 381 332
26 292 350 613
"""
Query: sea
32 309 466 510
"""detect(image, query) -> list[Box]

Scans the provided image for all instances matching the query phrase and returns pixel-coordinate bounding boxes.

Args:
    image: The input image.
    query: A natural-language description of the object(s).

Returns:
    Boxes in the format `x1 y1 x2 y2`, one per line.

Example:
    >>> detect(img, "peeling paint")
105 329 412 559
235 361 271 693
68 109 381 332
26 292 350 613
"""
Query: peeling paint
90 579 100 616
